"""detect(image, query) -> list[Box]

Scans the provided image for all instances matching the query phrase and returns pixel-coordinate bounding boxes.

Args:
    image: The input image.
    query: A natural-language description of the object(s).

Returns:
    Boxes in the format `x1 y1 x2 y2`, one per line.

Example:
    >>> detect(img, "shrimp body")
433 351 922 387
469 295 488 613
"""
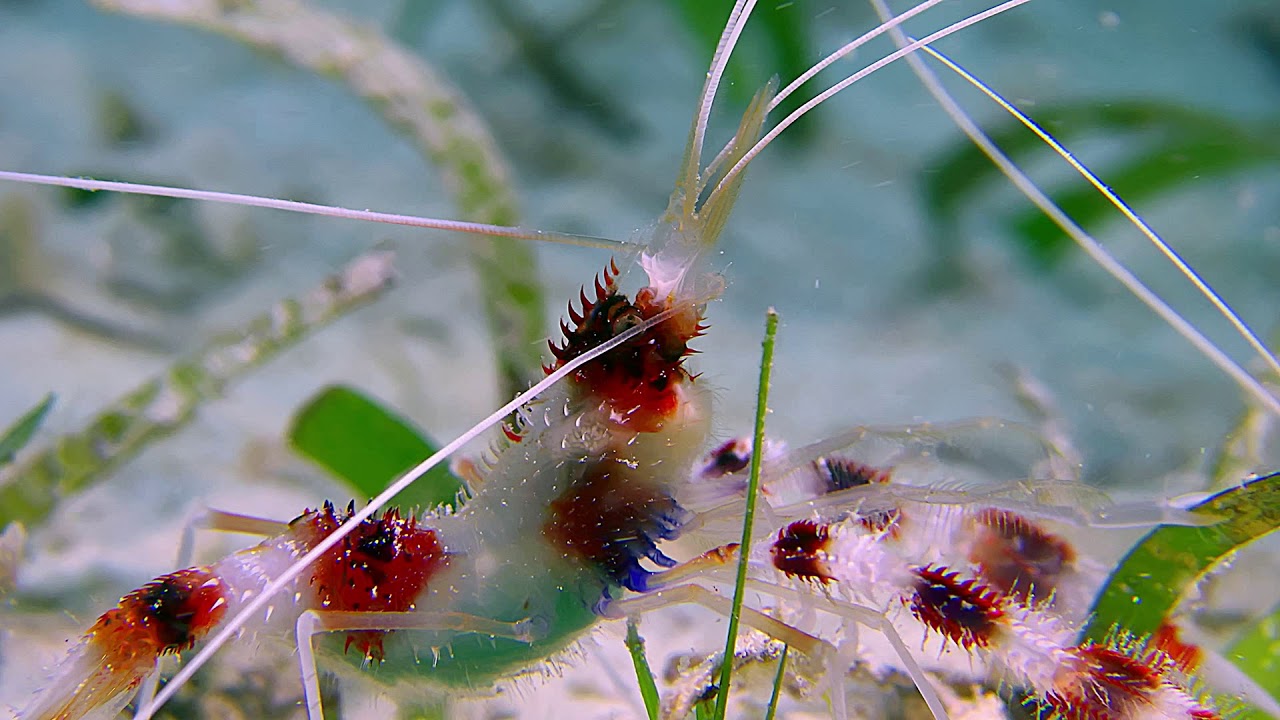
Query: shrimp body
21 68 778 720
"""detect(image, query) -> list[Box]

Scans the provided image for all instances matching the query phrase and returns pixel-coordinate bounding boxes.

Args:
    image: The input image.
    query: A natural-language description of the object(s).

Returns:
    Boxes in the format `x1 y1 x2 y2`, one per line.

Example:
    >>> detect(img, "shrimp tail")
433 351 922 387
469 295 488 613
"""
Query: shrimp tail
22 567 227 720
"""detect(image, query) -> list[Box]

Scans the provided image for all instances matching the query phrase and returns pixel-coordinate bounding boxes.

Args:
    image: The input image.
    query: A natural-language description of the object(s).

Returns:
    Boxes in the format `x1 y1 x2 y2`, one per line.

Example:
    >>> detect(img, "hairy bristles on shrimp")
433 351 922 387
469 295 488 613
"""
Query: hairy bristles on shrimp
677 438 1222 719
20 568 227 720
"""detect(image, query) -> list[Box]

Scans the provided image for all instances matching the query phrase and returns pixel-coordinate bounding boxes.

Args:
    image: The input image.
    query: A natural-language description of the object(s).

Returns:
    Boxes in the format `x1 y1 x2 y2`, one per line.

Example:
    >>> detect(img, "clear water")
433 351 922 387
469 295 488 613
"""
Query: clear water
1 0 1277 716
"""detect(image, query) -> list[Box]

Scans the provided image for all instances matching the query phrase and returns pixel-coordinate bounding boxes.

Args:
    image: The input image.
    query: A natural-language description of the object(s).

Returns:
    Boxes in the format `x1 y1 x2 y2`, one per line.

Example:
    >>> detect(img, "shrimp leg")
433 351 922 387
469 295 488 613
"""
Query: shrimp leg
642 548 949 720
175 508 292 568
600 584 856 720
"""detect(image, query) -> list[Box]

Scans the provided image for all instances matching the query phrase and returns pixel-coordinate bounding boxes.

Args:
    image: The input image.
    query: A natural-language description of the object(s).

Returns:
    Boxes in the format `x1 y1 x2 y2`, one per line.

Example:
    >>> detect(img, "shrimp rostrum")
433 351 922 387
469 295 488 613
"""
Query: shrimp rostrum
12 1 1279 719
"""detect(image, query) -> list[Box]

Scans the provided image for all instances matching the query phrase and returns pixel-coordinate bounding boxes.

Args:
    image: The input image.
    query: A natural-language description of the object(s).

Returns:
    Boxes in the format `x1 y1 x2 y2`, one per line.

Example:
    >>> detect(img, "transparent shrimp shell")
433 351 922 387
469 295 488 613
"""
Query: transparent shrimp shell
2 0 1278 717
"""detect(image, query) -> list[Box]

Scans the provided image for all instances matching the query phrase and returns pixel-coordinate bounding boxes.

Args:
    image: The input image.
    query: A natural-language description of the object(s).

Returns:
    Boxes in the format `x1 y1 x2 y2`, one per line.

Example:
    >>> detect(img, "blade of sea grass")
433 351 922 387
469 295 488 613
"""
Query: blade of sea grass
713 308 779 720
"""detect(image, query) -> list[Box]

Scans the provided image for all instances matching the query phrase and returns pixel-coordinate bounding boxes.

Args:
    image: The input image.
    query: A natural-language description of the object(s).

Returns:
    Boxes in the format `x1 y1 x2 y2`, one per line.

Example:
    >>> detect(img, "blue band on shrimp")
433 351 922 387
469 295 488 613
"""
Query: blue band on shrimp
543 454 692 593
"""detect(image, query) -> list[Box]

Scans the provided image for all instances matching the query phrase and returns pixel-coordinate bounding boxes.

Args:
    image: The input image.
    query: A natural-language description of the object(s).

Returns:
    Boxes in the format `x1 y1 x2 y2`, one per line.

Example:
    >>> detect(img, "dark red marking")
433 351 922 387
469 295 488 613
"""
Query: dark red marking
1044 643 1172 720
88 566 226 659
814 458 901 536
52 567 228 718
543 456 686 592
968 508 1076 603
700 438 752 478
909 564 1005 650
1151 620 1203 673
545 260 704 432
771 520 835 583
819 457 892 491
291 501 448 661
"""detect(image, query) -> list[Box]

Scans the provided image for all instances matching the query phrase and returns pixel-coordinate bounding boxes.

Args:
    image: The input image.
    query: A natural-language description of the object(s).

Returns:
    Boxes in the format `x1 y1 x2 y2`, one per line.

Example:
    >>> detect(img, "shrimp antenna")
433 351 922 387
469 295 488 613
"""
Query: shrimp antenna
135 302 692 719
0 170 635 251
704 0 1035 210
855 2 1280 418
694 0 951 202
678 0 758 222
908 44 1280 385
768 0 946 114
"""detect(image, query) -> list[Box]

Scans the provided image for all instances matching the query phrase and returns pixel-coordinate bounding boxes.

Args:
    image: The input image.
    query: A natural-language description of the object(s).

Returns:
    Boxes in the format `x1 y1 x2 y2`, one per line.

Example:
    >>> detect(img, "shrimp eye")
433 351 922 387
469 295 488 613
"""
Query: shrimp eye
609 306 644 335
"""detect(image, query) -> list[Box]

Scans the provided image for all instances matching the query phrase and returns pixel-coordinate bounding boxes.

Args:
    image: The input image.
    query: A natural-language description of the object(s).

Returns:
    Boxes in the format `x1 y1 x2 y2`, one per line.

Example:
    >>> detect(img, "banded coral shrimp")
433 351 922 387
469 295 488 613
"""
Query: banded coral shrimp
2 0 1279 718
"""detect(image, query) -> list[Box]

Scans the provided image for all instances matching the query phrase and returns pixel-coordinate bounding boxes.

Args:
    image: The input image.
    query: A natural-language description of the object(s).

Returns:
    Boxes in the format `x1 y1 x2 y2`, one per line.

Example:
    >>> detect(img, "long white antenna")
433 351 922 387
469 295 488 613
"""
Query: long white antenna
771 0 949 112
682 0 758 221
694 0 951 201
0 170 634 251
706 0 1035 210
861 1 1280 417
911 48 1280 383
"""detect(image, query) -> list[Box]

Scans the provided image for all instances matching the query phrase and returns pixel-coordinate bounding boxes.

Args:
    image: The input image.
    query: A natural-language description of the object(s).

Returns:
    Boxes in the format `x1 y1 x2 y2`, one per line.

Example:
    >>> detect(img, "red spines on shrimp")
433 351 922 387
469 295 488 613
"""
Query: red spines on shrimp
22 568 226 720
771 520 837 584
909 564 1006 650
768 515 1220 719
546 259 705 433
1150 620 1204 674
1044 642 1220 720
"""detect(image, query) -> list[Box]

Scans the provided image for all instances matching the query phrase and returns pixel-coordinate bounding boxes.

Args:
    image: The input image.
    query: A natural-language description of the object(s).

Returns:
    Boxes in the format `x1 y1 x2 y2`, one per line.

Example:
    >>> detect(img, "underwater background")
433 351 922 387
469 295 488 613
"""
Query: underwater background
1 0 1278 716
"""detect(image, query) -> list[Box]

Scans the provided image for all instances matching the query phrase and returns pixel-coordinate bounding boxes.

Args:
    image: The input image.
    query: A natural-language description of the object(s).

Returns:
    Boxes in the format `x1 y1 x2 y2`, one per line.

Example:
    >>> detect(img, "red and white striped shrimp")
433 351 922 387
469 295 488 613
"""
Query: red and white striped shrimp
2 0 1278 718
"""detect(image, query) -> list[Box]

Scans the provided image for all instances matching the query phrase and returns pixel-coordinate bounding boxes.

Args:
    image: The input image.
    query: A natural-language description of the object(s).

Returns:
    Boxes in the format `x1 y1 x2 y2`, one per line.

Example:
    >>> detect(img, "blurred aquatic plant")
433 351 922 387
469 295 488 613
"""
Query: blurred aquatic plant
394 0 809 141
288 384 464 512
0 393 54 468
1084 470 1280 717
0 251 397 529
94 188 259 311
922 99 1280 272
92 0 547 399
1228 604 1280 712
478 0 640 139
0 192 170 349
